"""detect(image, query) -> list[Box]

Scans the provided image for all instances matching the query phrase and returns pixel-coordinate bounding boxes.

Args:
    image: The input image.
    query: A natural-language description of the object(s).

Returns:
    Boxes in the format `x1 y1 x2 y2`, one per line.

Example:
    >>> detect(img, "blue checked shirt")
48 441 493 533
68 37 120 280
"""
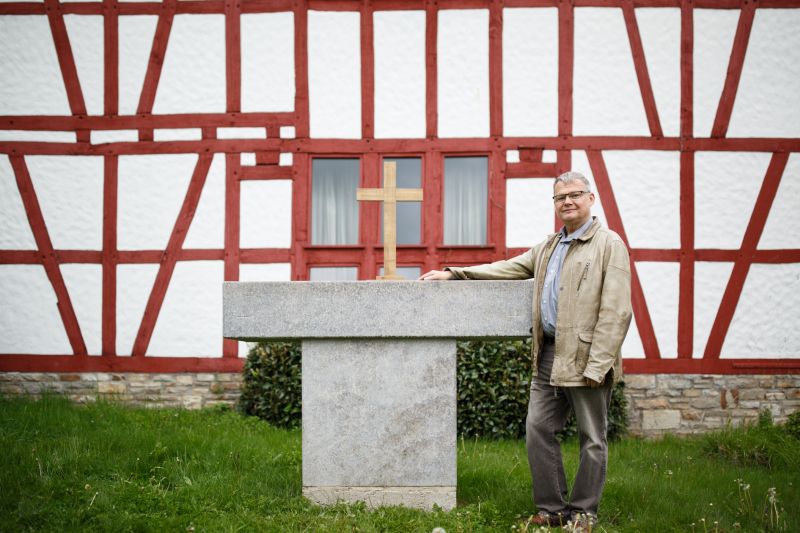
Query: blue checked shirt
540 217 594 337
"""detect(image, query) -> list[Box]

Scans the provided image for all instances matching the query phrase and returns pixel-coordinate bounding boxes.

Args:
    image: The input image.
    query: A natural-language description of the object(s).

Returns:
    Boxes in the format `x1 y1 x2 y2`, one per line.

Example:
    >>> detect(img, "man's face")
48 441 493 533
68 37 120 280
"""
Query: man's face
553 180 595 227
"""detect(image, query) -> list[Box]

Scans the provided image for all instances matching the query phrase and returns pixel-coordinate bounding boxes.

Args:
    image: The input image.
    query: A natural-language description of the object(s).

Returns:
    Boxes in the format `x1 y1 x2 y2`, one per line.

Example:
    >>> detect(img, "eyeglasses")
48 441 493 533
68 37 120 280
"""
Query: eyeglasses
552 190 589 204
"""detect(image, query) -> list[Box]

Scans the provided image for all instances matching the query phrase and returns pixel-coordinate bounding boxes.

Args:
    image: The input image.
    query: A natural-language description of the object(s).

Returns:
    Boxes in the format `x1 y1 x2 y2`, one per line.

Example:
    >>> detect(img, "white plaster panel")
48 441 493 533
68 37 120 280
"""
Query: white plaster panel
0 155 37 249
0 131 76 142
64 15 103 116
693 261 734 359
240 180 292 248
723 264 800 358
148 261 223 356
184 154 224 249
116 264 158 355
603 151 680 249
91 130 138 144
760 153 800 250
241 12 295 113
280 153 293 166
573 8 648 136
506 150 520 163
153 128 202 142
695 151 770 250
118 154 197 250
635 8 680 137
374 10 426 139
217 127 266 139
693 9 738 138
502 8 558 137
152 15 225 114
728 10 800 138
60 264 102 355
637 261 679 358
119 15 158 115
542 151 557 163
238 262 292 356
27 156 103 250
621 317 645 359
438 9 489 138
308 11 361 139
0 265 71 354
280 126 295 138
505 178 555 248
240 153 256 166
571 150 608 230
0 15 71 115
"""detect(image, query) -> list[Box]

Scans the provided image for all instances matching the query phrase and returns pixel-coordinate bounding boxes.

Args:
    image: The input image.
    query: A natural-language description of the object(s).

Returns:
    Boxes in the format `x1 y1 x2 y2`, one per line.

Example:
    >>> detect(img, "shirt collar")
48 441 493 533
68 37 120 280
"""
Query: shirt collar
559 217 594 243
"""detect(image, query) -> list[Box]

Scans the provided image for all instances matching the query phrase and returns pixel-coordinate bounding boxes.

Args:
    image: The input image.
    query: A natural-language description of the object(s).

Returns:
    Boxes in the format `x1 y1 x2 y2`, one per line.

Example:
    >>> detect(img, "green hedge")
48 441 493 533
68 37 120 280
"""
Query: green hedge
239 340 628 440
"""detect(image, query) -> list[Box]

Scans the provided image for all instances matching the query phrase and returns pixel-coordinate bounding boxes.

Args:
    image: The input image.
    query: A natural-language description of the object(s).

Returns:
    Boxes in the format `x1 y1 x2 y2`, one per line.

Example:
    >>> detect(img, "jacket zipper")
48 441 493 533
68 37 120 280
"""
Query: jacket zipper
577 261 590 292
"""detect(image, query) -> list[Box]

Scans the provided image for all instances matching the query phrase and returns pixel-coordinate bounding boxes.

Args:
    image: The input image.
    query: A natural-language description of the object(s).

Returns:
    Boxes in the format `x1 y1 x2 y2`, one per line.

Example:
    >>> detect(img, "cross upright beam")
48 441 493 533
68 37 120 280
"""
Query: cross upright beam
357 161 423 280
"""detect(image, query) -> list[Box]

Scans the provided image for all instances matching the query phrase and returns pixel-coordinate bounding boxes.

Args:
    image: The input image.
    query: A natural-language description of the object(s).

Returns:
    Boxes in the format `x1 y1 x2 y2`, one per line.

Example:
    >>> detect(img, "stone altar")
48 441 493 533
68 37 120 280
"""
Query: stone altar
223 280 534 510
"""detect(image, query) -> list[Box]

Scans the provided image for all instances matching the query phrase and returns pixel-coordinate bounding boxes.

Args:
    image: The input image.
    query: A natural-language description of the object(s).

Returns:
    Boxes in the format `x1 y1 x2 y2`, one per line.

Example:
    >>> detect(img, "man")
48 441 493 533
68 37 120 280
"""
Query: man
419 171 632 529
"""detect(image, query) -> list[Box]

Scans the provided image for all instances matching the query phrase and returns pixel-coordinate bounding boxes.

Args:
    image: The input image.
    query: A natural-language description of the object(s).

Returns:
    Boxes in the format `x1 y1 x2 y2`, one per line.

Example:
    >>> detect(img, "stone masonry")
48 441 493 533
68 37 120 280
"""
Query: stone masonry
1 371 798 438
0 372 242 410
626 374 800 437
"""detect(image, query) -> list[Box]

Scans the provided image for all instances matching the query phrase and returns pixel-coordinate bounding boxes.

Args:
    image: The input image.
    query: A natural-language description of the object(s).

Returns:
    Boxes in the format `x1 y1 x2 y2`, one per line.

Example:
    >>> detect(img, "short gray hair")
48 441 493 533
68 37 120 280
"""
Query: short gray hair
554 171 591 191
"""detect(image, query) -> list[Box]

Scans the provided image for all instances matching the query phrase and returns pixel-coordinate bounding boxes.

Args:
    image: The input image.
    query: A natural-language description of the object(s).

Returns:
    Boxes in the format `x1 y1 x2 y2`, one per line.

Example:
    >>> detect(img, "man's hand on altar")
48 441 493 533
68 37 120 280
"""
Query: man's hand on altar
418 270 455 281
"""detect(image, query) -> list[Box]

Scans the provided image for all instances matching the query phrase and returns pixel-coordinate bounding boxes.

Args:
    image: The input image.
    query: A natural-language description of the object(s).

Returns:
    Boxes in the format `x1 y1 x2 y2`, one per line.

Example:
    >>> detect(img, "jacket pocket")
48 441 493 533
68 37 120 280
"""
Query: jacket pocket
576 261 591 292
576 330 593 372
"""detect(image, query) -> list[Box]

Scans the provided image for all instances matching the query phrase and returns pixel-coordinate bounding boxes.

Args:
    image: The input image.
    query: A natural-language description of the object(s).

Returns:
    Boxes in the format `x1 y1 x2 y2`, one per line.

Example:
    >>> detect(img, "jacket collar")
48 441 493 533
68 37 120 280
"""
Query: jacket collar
547 216 601 244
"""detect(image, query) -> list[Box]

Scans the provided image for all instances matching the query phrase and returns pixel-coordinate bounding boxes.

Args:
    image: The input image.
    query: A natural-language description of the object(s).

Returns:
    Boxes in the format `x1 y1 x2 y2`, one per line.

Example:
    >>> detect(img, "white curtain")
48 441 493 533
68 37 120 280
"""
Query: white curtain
312 159 360 244
444 156 488 245
381 157 422 245
309 267 358 280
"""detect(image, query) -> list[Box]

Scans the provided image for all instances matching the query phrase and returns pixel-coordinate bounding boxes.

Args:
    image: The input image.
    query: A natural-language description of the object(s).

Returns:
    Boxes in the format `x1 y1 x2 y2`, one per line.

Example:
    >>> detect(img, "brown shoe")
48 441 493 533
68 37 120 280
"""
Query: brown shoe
526 511 568 528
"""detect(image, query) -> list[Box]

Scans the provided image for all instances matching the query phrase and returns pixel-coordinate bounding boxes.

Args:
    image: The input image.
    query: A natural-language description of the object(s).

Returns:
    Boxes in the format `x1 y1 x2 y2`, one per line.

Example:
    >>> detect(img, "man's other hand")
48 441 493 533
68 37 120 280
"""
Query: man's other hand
418 270 455 281
584 376 604 388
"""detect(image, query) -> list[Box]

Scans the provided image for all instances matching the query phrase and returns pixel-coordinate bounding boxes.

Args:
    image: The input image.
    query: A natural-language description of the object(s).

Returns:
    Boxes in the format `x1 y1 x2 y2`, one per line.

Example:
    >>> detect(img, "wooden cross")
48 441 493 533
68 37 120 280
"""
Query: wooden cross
357 161 423 280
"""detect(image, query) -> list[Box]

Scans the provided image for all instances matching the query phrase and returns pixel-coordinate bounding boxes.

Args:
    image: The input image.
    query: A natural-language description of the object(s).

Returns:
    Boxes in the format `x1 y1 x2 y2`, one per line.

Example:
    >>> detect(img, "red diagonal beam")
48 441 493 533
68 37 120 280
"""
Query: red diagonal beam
622 0 663 137
225 0 242 113
136 0 177 116
9 155 88 356
131 154 213 356
704 152 789 359
44 0 87 116
102 155 118 356
586 150 661 359
710 1 756 138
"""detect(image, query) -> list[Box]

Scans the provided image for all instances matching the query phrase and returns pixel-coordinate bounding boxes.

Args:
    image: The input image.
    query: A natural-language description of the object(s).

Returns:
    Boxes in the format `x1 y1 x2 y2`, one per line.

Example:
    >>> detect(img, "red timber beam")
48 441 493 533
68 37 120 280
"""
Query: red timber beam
361 0 375 140
137 0 178 141
102 155 118 356
423 151 444 272
131 154 214 357
622 0 663 138
9 156 88 356
0 113 294 131
294 0 310 139
103 0 119 117
678 0 694 358
556 0 574 230
488 0 506 259
425 0 438 138
225 0 242 114
586 150 661 359
710 0 756 138
223 154 241 356
360 153 381 280
704 152 789 359
0 355 245 373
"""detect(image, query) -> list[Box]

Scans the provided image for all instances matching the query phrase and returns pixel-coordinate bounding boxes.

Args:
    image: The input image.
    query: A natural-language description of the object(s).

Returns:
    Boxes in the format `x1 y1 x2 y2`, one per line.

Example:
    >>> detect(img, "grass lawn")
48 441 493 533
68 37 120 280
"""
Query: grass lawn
1 395 796 532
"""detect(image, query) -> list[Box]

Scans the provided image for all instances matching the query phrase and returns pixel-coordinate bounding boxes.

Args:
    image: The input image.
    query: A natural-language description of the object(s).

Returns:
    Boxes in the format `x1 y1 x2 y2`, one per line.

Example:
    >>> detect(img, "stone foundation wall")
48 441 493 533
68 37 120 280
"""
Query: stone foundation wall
2 372 798 437
0 372 242 410
626 374 800 436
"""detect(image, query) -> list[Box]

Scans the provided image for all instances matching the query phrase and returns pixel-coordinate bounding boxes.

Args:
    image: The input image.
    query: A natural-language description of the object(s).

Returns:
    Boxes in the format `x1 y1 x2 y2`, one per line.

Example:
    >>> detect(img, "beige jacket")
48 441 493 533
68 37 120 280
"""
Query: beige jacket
447 217 632 386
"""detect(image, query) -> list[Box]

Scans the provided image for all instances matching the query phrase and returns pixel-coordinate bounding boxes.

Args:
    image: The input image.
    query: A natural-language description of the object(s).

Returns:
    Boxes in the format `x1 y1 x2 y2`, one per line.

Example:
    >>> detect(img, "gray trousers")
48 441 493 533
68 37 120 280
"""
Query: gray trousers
525 338 612 517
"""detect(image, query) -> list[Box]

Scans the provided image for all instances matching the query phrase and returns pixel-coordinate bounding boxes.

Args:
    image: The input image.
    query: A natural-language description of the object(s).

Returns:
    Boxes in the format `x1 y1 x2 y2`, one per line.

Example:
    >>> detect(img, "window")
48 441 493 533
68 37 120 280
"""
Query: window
311 158 360 244
443 156 488 245
379 266 421 280
309 267 358 280
381 157 422 245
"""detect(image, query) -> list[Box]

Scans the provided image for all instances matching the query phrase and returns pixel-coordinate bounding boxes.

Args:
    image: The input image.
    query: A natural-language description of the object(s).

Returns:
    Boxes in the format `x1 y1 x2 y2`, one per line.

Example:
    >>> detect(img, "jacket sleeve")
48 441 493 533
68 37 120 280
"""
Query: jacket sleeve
445 248 536 280
583 237 633 383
